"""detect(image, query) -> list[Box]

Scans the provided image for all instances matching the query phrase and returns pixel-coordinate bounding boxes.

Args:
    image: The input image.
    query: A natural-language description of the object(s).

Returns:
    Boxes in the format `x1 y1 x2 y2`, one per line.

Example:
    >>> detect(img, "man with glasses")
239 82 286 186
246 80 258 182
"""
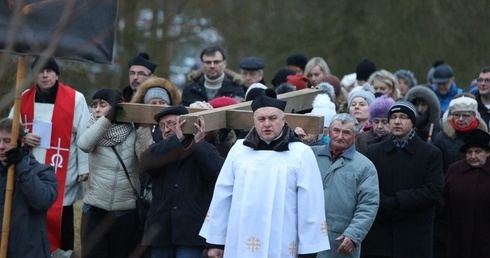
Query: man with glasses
182 46 244 106
139 105 224 258
474 66 490 126
122 52 157 102
362 101 443 258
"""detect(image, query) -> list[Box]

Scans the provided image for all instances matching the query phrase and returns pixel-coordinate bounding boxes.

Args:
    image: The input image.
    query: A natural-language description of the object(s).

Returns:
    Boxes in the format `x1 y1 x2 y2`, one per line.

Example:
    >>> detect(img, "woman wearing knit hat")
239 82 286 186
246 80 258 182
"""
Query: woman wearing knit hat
131 76 181 143
394 69 418 98
78 88 142 257
355 95 395 155
367 70 402 100
347 89 376 132
404 85 441 142
303 57 331 87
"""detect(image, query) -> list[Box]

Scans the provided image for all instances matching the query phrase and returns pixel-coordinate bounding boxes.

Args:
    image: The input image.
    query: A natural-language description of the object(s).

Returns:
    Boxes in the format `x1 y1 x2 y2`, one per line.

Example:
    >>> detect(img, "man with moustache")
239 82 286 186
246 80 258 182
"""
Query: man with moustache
122 52 157 102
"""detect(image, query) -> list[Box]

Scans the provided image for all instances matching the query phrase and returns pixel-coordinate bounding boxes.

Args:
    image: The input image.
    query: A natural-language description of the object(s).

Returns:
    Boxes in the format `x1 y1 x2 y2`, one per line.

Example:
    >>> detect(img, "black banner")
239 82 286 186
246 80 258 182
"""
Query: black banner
0 0 118 64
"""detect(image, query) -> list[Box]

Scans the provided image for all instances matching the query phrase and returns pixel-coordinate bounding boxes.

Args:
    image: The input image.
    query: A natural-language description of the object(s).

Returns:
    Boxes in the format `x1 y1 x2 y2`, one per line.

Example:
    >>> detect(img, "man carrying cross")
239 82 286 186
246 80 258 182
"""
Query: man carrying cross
200 94 330 258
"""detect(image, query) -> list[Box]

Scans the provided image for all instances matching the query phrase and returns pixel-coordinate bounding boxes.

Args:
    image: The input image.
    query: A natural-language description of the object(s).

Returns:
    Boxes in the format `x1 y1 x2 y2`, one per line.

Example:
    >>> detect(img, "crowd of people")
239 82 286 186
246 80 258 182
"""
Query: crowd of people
0 46 490 258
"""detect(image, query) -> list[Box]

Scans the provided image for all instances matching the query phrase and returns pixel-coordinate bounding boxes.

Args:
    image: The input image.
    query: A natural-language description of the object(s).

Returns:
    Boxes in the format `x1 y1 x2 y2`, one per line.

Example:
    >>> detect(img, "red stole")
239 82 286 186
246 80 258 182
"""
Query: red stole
21 83 76 252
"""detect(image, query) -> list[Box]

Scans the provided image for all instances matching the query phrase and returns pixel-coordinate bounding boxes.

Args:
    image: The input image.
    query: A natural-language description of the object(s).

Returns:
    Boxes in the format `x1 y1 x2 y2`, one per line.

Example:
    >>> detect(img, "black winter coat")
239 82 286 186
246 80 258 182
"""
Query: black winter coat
140 135 224 247
181 76 244 106
363 134 443 258
0 152 58 258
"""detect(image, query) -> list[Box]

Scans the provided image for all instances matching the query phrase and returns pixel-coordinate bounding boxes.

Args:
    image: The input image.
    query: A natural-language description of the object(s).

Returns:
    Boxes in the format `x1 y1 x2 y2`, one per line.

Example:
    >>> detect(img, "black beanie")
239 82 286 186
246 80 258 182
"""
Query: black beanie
388 100 418 125
31 56 60 75
92 88 123 104
286 54 308 71
271 68 296 87
356 59 376 81
128 52 157 73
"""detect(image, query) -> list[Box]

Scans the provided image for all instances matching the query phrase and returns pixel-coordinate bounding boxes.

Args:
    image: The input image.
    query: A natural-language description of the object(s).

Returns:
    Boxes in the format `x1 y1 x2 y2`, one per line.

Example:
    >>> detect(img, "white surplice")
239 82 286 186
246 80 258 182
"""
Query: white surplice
200 139 330 257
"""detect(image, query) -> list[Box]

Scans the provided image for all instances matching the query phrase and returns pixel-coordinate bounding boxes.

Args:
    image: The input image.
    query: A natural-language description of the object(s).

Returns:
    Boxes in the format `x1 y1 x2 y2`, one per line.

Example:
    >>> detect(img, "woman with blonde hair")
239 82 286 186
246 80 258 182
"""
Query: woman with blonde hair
303 57 331 87
368 70 402 100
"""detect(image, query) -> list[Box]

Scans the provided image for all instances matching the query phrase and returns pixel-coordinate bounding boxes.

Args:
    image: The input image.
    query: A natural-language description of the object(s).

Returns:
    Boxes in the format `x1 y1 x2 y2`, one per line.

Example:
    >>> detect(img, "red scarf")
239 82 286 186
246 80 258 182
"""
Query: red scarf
21 83 76 252
451 117 479 132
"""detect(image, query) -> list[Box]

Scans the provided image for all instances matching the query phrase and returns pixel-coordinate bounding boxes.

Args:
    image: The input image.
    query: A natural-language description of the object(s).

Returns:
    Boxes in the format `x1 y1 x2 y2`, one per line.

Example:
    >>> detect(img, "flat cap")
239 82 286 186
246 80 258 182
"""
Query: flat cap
154 105 188 122
239 57 265 70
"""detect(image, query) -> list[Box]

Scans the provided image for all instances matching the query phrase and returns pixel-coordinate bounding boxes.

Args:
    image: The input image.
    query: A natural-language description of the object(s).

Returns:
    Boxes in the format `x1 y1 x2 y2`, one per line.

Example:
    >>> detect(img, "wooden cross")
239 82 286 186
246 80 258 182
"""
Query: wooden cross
117 88 325 134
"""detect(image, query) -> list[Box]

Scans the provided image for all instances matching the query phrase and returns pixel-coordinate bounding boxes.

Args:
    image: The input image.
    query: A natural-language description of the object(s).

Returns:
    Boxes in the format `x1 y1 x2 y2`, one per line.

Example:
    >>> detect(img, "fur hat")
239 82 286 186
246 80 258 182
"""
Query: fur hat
341 73 357 90
130 76 181 105
286 74 308 90
310 94 337 127
356 59 376 81
347 89 375 110
31 56 60 75
460 129 490 152
388 100 418 125
369 95 395 119
448 96 478 114
144 87 171 104
316 82 335 102
128 52 157 73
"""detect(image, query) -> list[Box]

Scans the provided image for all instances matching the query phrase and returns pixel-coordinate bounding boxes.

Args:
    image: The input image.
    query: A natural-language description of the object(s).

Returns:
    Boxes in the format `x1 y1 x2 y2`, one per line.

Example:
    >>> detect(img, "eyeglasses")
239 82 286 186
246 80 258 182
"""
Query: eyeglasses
372 119 389 125
129 71 151 78
203 60 224 65
477 78 490 84
452 112 474 120
158 121 177 131
389 114 410 120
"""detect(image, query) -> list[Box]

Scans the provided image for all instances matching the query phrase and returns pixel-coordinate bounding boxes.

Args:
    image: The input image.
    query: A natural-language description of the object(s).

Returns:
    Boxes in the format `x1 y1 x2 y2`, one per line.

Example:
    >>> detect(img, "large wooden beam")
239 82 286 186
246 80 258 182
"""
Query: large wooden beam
116 88 324 134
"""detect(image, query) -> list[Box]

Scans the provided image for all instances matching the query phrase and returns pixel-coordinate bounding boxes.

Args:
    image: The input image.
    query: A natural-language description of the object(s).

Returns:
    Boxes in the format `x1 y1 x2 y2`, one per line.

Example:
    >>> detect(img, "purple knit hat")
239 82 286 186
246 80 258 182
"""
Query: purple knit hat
369 95 395 119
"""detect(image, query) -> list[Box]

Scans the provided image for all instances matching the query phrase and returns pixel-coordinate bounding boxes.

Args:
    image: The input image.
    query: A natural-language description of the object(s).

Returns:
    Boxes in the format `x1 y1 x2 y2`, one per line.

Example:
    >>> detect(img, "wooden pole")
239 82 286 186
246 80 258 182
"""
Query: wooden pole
0 55 25 258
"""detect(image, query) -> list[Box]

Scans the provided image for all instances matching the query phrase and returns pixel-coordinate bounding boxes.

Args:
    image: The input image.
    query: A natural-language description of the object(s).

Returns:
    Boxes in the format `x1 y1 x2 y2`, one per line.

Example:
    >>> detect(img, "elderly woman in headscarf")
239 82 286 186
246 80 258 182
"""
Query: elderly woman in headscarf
441 129 490 258
395 69 417 98
356 95 395 155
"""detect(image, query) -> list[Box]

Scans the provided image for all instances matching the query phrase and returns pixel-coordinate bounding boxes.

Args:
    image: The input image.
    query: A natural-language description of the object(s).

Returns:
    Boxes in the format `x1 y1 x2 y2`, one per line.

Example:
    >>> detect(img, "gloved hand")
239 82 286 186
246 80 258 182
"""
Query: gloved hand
6 147 24 167
105 93 122 123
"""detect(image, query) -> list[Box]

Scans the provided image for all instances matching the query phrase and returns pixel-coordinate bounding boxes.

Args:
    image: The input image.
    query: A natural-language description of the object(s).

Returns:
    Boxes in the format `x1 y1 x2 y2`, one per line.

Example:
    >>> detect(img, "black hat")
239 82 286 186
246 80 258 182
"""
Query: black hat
92 88 123 105
388 100 418 125
460 129 490 153
153 105 188 122
251 94 286 112
271 68 296 87
128 52 157 73
286 54 308 71
239 57 265 70
432 64 453 84
356 59 376 81
31 56 60 75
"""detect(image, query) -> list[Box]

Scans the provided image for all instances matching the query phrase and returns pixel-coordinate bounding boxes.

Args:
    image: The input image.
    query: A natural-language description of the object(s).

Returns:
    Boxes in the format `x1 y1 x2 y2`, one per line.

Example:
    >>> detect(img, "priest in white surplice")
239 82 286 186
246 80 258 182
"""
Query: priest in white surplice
200 93 330 258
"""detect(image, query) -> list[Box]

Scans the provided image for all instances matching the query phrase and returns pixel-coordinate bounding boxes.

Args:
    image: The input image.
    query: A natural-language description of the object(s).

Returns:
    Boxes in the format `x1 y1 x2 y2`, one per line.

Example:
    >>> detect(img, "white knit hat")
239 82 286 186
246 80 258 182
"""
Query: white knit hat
310 94 337 127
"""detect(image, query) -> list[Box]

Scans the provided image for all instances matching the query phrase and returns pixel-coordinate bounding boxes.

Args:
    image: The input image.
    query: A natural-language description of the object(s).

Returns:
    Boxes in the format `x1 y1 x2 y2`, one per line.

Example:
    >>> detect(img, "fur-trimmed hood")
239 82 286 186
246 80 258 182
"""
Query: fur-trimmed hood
404 85 441 130
187 68 244 85
442 115 488 139
130 76 182 105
